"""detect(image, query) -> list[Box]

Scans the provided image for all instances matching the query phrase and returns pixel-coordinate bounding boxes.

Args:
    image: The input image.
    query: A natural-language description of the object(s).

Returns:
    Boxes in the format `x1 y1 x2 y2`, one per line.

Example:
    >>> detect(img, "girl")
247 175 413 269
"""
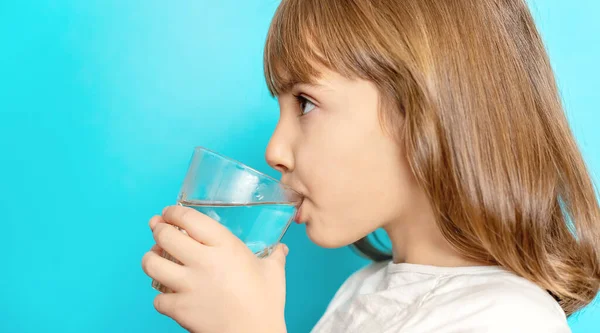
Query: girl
142 0 600 332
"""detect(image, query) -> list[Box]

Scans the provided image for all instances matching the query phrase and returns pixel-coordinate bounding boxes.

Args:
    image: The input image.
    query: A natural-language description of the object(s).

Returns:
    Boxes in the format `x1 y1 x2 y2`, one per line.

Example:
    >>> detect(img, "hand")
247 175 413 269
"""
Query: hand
141 205 289 333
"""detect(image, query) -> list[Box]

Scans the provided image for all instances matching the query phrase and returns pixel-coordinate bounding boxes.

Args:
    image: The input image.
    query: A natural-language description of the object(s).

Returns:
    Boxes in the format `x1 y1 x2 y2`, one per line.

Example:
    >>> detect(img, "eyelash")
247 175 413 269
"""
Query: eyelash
294 94 315 116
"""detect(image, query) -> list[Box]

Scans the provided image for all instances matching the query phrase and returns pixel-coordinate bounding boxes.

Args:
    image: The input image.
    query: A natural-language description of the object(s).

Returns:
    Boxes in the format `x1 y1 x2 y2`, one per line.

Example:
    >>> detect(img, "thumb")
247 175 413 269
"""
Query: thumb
267 243 289 266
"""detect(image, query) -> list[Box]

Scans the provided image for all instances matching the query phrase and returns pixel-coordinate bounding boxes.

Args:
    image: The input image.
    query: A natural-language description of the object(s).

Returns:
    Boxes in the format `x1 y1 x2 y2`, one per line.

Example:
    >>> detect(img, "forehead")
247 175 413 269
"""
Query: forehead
285 69 359 97
265 54 328 96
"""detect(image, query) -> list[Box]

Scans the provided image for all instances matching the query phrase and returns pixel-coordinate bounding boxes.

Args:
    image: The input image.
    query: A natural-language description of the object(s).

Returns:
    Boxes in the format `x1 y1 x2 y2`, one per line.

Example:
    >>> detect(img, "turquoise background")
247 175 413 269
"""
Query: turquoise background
0 0 597 332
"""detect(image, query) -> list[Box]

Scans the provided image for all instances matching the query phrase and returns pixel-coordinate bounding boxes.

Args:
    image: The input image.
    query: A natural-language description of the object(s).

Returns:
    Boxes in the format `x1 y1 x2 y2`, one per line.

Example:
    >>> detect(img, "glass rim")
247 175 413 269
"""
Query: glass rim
193 146 303 200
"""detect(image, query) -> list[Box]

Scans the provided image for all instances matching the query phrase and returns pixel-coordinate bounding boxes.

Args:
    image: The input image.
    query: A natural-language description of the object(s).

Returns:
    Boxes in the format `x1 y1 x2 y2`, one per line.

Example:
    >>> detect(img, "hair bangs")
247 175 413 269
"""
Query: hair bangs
263 0 372 96
263 1 326 95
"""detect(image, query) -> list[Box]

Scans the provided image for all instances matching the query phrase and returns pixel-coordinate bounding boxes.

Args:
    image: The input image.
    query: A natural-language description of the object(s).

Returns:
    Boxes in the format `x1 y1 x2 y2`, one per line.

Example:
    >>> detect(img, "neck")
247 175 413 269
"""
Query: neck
383 196 484 267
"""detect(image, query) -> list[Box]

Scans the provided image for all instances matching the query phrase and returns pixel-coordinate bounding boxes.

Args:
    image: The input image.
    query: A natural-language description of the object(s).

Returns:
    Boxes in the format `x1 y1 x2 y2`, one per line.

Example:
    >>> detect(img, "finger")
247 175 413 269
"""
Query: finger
265 243 288 267
150 244 163 255
154 292 182 318
152 222 205 265
149 215 165 230
162 205 235 246
141 250 190 292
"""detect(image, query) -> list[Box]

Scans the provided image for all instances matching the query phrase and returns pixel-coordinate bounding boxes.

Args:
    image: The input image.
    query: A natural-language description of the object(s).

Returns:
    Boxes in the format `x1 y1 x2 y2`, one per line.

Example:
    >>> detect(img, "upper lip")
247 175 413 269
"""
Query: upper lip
281 178 303 194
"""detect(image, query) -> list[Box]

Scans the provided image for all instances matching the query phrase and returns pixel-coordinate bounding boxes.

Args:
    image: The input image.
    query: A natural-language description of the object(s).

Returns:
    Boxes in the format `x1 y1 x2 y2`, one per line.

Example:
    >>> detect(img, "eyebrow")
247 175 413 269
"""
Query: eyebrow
274 80 328 97
292 82 330 94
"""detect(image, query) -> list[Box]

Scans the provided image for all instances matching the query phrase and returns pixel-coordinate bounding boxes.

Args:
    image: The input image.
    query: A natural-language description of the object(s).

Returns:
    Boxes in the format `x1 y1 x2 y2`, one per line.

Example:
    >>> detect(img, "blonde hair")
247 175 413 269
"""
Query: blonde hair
264 0 600 315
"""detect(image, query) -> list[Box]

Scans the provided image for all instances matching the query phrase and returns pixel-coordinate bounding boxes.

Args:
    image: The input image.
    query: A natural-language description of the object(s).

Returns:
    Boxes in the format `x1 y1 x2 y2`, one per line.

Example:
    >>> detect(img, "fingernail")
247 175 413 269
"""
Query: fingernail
283 244 289 256
162 206 169 216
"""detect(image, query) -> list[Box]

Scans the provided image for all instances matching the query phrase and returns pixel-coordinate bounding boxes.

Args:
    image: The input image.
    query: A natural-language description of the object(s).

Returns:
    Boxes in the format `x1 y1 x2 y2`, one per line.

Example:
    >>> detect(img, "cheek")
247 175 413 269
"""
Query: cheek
296 118 409 246
296 116 363 201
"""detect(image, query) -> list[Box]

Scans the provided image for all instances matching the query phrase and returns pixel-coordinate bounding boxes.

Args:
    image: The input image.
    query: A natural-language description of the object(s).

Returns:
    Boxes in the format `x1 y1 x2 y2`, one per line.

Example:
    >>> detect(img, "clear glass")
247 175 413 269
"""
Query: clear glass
152 147 303 293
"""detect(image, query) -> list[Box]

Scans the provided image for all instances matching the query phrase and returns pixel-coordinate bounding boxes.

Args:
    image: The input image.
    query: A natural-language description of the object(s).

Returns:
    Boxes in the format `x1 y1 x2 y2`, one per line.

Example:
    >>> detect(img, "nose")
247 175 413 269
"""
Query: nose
266 121 295 174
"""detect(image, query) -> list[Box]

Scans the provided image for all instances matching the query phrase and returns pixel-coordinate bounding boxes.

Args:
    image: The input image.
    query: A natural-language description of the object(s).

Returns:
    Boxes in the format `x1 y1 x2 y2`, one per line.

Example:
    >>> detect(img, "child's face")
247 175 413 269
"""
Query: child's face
266 69 421 248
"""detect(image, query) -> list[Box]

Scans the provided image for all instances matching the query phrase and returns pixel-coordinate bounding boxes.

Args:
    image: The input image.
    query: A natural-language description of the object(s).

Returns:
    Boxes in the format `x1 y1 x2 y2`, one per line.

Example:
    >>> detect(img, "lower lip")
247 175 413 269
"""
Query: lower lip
294 205 304 224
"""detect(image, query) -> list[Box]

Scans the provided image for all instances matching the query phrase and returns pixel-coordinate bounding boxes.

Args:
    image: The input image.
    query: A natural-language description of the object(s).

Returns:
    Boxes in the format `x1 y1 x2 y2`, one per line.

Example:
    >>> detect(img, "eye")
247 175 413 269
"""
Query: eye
295 95 316 115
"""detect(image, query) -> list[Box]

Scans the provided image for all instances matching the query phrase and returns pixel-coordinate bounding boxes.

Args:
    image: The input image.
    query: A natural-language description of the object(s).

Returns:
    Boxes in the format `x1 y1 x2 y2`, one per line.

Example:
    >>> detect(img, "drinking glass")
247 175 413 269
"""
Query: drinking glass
151 147 303 293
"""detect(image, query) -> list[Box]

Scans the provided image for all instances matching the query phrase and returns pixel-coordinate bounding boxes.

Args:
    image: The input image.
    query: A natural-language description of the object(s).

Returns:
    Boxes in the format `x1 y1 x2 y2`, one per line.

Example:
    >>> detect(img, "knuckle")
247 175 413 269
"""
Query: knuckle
179 207 194 223
154 225 173 246
180 271 196 291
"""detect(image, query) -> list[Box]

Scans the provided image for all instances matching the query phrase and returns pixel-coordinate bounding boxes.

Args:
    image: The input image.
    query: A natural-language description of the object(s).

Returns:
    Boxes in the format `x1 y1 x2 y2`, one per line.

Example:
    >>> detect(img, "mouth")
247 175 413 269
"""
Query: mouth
281 179 306 223
293 201 306 224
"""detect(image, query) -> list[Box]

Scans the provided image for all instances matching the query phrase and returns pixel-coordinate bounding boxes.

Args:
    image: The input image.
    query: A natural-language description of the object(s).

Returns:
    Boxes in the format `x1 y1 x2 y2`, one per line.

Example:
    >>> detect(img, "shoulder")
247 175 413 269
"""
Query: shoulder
339 260 389 294
414 270 571 332
343 260 389 288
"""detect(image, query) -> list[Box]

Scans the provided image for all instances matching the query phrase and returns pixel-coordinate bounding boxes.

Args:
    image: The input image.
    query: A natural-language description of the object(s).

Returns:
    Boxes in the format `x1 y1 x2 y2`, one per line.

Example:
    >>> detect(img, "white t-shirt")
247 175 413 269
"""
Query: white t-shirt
311 261 570 333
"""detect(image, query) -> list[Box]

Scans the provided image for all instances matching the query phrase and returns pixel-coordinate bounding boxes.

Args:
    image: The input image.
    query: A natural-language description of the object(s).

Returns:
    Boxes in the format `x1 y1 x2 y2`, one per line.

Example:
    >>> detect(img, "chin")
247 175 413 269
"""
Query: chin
305 222 354 249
